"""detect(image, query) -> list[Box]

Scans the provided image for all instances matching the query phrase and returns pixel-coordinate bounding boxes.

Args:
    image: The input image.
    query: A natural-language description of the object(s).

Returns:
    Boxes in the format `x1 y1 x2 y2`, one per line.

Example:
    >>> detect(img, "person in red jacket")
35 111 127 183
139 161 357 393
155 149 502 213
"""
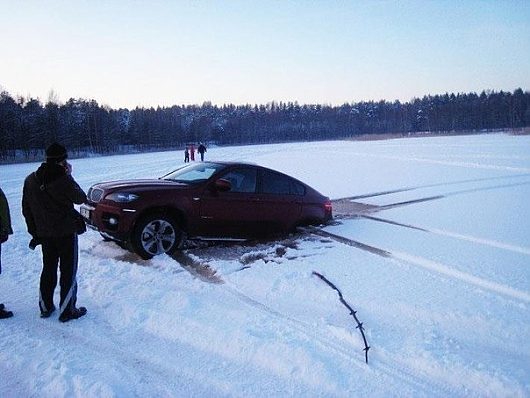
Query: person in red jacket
189 144 195 161
22 143 88 322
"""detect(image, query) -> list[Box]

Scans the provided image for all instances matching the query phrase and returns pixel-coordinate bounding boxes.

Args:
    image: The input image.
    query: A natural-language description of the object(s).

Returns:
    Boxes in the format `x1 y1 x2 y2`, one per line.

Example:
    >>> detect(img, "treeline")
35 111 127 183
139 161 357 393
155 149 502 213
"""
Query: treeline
1 88 528 161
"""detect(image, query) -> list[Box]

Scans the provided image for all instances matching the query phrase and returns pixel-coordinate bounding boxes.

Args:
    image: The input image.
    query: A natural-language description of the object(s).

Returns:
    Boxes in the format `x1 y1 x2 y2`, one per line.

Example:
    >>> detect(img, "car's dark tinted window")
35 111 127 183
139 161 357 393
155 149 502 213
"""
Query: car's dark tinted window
221 168 257 193
291 180 306 196
261 170 295 195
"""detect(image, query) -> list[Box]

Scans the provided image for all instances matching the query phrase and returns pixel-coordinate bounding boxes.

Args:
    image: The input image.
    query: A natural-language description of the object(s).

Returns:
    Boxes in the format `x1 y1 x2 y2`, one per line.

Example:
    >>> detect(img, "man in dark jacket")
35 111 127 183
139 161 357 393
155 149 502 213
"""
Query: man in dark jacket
197 143 207 161
22 143 88 322
0 187 14 319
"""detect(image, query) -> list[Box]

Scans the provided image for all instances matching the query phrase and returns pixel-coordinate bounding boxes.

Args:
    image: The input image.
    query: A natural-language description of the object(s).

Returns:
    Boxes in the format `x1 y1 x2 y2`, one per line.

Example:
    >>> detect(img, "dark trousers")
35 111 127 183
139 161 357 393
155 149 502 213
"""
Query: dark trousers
39 235 79 316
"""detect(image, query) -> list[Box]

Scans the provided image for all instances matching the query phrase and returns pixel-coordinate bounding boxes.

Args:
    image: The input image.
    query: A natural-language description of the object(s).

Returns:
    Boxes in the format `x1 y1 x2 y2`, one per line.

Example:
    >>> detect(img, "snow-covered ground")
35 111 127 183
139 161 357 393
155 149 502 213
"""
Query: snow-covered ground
1 133 529 397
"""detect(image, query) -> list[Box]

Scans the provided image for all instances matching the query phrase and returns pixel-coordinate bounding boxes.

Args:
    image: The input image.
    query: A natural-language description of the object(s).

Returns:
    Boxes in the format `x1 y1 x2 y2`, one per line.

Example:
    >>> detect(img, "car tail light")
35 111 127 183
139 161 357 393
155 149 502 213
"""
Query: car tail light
324 200 332 212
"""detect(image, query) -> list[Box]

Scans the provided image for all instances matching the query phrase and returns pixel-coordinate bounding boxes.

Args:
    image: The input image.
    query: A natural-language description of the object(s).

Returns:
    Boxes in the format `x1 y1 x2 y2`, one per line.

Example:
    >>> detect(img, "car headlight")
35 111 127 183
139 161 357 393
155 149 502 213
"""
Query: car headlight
105 192 139 203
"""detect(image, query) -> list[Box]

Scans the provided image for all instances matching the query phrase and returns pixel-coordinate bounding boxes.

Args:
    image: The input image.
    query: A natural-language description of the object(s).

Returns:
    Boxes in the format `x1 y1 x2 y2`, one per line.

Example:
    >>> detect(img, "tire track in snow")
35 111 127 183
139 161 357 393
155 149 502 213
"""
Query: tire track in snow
337 173 530 201
311 229 530 304
390 251 530 302
1 311 222 397
171 251 224 283
307 228 392 258
371 180 530 211
224 283 458 396
332 180 530 220
361 215 530 256
223 283 461 397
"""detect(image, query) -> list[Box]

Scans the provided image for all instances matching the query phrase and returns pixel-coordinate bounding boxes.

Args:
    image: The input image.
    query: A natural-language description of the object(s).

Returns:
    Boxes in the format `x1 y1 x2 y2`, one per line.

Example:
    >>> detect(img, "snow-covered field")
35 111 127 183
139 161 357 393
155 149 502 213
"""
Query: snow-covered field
1 133 529 397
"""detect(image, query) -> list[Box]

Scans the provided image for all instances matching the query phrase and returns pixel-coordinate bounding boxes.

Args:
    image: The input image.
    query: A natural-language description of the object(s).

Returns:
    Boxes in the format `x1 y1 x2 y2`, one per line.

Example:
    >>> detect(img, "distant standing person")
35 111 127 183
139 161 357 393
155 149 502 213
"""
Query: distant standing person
198 143 207 161
0 187 14 319
184 147 190 163
190 144 195 161
22 143 88 322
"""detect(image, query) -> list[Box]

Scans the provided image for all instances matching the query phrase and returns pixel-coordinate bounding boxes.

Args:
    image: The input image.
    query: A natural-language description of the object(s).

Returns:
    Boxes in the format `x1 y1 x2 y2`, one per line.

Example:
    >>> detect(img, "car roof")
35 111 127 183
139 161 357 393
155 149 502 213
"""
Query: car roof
206 161 311 185
204 161 257 167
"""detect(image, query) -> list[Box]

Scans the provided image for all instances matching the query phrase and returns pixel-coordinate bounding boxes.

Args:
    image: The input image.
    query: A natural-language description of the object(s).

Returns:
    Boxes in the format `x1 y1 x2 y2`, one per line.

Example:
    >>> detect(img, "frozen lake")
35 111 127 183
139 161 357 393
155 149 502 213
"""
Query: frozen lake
1 133 529 397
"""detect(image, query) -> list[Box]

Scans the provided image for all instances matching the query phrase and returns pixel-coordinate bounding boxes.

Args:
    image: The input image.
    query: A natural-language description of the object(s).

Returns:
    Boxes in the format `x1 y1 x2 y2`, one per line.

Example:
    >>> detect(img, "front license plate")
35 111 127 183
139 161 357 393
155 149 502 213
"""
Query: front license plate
80 207 91 220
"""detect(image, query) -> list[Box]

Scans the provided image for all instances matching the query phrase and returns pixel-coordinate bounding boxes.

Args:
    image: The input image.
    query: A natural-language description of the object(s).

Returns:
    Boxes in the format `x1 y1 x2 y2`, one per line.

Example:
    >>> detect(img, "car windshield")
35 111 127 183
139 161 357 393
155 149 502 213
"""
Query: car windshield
161 163 226 184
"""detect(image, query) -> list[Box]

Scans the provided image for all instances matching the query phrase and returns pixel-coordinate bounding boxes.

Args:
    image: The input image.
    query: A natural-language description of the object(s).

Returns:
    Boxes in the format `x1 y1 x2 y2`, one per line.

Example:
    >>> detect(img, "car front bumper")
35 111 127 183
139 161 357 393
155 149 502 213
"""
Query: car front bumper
80 203 136 241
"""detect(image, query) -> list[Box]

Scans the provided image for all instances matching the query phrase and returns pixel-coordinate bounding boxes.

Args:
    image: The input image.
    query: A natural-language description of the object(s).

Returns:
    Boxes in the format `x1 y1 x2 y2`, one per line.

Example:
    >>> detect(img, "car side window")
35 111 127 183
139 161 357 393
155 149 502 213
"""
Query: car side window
291 180 305 196
221 168 257 193
260 170 293 195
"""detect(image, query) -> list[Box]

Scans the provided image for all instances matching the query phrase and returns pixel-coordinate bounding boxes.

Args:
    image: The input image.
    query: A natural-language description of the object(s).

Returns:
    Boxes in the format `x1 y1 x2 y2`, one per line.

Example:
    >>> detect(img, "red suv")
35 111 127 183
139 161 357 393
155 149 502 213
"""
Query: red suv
81 162 332 259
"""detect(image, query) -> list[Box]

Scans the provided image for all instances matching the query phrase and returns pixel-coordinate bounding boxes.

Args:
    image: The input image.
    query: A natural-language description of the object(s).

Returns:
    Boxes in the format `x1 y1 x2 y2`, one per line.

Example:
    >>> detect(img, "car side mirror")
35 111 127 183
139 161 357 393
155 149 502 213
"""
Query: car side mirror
212 178 231 192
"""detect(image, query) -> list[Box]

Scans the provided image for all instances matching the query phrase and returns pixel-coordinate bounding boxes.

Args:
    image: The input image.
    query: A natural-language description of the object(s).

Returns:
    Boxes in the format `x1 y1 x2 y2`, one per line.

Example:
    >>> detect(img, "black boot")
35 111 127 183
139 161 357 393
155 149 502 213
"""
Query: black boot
0 303 13 319
40 305 56 318
59 306 87 323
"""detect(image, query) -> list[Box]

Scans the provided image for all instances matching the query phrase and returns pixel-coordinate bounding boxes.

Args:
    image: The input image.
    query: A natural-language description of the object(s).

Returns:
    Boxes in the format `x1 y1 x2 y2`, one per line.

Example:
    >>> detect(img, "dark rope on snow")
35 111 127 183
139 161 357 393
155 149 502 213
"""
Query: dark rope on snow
312 271 370 364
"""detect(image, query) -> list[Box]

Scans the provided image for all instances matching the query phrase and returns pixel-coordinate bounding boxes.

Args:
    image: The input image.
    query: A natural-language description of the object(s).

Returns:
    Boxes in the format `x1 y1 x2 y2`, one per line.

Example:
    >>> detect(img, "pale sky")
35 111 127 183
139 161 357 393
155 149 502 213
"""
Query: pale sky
1 0 529 109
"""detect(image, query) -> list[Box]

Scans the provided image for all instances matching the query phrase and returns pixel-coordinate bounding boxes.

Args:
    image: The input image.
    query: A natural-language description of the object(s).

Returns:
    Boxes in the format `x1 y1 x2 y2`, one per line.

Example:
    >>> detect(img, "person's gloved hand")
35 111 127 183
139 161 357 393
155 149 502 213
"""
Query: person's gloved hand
29 237 41 250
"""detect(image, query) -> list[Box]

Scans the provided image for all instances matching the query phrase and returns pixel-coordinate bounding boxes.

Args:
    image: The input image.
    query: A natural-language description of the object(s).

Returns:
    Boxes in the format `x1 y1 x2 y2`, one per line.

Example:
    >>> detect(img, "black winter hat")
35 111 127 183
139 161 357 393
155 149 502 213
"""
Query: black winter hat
45 142 68 163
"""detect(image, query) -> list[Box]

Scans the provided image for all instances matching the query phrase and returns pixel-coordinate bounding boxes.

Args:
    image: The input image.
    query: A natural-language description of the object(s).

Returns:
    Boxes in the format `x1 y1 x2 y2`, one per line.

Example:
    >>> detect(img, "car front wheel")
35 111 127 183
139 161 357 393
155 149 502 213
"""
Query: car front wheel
131 214 182 259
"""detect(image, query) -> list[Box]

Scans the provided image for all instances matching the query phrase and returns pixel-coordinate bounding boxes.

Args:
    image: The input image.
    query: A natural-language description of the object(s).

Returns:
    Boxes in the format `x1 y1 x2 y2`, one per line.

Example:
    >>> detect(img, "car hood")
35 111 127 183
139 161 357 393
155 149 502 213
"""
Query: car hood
92 179 189 191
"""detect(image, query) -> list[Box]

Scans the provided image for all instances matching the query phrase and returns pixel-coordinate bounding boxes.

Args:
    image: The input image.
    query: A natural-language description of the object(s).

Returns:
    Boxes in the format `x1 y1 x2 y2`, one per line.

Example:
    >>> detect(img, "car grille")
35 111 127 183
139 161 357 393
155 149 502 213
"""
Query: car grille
88 187 104 203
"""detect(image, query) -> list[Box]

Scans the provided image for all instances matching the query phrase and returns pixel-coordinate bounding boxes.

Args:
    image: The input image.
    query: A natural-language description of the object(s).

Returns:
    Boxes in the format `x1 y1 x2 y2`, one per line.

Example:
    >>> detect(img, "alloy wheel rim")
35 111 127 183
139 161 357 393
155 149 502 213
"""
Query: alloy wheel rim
141 219 176 255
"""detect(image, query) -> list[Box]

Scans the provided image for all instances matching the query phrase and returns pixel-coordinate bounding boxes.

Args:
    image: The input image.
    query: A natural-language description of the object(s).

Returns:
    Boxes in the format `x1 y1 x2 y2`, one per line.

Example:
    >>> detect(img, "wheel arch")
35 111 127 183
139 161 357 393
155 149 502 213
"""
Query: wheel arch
133 206 188 234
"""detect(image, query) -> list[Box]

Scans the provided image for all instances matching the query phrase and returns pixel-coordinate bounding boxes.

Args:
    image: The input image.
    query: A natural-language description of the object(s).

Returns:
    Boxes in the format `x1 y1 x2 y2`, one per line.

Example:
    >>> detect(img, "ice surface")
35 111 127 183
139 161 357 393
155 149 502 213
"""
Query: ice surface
0 133 529 397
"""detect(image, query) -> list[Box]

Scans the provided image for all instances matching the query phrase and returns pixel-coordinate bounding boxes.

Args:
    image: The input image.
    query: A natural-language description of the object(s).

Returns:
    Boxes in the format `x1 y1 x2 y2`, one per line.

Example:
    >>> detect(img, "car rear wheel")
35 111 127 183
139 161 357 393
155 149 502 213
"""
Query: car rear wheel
131 214 183 259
